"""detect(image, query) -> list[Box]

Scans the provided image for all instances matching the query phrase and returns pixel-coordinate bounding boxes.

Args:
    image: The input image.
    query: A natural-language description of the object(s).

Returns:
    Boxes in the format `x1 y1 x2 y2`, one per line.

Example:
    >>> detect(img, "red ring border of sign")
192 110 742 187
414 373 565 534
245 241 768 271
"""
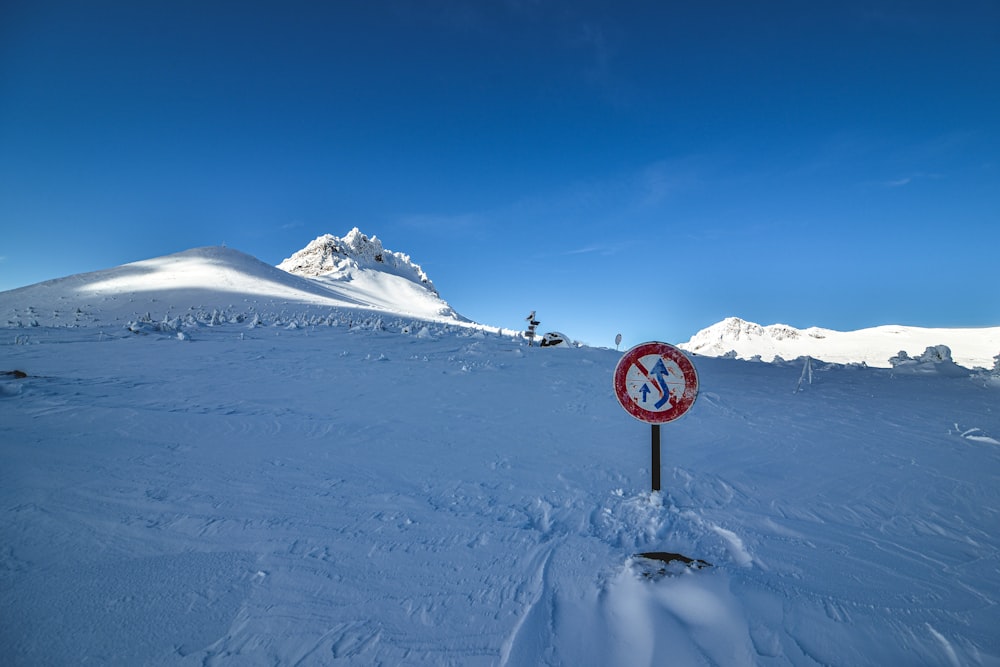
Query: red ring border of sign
613 341 699 424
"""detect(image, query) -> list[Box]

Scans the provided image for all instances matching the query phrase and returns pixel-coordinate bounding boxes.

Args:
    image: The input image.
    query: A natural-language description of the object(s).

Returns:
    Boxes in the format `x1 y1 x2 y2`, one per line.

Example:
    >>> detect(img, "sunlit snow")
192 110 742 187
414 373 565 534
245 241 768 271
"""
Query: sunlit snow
680 316 1000 369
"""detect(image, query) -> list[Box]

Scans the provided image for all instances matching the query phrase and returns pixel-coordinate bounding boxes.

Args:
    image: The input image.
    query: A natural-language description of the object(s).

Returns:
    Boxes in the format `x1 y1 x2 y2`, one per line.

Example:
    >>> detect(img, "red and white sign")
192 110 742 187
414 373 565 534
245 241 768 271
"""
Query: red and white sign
613 341 699 424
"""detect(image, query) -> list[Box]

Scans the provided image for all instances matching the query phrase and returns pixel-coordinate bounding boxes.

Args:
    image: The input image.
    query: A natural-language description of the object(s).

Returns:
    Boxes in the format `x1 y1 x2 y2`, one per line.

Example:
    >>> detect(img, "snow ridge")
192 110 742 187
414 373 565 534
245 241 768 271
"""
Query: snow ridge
680 316 1000 369
277 228 437 294
686 317 813 344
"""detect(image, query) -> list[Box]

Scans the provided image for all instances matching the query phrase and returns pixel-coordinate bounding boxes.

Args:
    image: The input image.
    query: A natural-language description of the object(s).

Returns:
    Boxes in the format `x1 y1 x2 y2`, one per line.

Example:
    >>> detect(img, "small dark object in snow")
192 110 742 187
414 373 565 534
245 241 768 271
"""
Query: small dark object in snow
2 370 28 379
632 551 712 579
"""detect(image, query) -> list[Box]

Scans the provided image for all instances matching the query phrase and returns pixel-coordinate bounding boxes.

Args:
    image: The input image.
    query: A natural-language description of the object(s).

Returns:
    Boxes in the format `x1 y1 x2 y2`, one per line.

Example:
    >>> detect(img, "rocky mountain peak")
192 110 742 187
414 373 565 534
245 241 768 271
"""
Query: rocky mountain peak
277 228 437 294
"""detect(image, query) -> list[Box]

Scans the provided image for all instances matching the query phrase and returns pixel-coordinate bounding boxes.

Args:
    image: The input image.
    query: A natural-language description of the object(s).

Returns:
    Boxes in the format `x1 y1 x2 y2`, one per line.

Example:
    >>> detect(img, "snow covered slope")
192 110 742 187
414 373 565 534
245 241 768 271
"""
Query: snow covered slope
0 236 468 330
680 316 1000 369
2 321 998 666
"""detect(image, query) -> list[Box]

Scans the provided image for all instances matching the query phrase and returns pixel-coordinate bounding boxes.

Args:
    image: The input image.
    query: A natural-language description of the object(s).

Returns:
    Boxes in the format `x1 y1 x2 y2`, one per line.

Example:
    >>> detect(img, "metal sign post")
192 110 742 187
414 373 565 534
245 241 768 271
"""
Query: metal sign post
525 311 540 346
613 341 699 493
651 424 661 491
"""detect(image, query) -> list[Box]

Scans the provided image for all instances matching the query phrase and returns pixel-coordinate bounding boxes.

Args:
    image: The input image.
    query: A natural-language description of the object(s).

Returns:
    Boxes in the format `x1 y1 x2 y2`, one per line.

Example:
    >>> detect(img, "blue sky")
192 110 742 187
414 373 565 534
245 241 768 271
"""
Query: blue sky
2 1 997 346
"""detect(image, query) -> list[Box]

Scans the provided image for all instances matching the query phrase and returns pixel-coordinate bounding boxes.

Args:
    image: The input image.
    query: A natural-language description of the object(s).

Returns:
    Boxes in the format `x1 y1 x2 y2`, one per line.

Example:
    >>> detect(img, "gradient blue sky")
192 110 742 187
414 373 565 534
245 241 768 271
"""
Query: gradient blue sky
2 1 997 346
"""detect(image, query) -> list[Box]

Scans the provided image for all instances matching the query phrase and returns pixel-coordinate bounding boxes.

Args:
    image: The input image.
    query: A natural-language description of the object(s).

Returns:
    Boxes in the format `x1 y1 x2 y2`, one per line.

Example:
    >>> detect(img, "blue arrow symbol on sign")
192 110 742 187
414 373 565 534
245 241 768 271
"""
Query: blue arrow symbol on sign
651 358 672 409
639 383 651 402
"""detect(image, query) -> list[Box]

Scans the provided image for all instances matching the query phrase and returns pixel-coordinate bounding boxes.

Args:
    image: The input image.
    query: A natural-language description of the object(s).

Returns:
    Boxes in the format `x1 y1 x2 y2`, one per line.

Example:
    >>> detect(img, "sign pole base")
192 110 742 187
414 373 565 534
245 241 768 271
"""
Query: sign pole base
651 424 661 492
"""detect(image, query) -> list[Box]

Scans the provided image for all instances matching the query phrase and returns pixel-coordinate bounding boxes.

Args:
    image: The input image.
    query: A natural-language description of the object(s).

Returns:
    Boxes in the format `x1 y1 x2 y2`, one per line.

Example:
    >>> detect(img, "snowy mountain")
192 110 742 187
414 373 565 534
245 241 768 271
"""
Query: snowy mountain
679 316 1000 369
0 232 470 331
2 248 999 665
277 228 436 292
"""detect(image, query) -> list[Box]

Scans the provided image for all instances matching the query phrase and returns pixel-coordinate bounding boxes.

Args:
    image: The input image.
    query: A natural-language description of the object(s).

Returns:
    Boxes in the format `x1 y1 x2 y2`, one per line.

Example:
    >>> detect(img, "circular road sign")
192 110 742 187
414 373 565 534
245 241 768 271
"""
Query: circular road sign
613 341 699 424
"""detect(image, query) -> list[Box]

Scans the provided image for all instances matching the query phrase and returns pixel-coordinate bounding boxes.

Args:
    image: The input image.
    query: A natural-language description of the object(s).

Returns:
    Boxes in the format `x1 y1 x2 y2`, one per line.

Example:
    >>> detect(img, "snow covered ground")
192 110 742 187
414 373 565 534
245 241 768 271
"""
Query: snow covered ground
2 242 999 665
3 321 998 666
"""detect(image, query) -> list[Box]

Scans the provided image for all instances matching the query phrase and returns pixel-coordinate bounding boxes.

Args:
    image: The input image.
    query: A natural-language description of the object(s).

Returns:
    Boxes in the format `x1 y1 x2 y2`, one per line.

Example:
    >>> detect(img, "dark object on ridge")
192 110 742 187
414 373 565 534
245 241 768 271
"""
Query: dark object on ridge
2 370 28 379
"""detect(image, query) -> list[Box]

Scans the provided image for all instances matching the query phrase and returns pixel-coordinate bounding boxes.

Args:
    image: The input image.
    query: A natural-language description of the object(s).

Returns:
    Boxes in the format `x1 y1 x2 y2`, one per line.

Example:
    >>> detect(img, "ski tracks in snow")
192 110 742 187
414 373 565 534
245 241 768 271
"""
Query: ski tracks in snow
494 487 762 666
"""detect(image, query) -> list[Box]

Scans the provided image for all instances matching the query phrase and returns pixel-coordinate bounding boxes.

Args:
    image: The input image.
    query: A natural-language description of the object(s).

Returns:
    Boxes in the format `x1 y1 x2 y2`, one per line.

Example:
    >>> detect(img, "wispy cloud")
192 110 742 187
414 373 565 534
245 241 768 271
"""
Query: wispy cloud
536 237 639 262
563 245 605 256
392 156 710 264
559 242 622 257
878 172 944 188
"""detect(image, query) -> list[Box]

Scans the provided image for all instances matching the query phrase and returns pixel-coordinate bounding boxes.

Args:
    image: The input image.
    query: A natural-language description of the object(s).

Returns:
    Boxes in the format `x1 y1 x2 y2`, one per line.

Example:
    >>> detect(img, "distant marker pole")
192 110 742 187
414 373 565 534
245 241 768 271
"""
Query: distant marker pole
525 311 540 346
613 342 699 493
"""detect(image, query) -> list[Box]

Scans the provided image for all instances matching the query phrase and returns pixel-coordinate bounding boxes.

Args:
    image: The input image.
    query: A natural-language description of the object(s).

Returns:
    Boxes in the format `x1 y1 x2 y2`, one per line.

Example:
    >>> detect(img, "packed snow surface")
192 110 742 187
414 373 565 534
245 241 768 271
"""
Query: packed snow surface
2 242 999 665
681 316 1000 369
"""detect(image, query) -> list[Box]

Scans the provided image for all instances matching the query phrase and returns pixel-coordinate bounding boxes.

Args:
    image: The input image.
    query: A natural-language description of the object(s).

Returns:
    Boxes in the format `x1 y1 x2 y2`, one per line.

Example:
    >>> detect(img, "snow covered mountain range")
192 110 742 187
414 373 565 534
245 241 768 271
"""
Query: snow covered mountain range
679 316 999 370
0 230 996 370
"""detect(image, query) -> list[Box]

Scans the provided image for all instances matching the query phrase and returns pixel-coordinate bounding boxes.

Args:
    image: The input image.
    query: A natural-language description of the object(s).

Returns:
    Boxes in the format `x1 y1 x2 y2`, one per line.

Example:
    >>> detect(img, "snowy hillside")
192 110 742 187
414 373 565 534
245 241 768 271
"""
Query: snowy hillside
3 272 1000 664
0 237 468 331
680 316 1000 369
